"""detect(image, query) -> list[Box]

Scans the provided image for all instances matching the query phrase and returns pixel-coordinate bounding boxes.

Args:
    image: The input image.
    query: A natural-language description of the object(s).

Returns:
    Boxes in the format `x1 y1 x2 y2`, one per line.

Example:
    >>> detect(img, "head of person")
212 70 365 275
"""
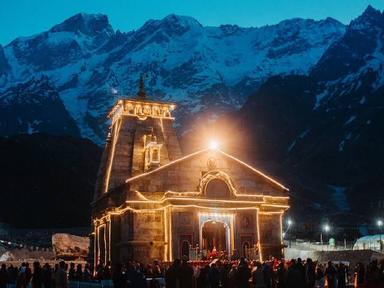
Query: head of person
59 261 66 270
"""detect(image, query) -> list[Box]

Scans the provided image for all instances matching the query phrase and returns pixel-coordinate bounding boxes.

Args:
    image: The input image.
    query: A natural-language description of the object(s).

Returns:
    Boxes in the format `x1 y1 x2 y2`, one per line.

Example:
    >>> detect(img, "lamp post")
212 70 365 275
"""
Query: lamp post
284 218 293 248
321 224 331 250
378 220 383 253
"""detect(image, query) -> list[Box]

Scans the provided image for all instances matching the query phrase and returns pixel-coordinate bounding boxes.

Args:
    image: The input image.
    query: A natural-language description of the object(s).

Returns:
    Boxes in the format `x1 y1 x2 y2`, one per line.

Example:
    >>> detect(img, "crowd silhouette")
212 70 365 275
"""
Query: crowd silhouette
0 257 383 288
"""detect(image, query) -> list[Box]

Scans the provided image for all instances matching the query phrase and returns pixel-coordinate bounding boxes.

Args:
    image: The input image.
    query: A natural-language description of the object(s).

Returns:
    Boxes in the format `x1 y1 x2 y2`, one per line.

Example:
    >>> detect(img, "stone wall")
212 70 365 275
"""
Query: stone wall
258 214 283 259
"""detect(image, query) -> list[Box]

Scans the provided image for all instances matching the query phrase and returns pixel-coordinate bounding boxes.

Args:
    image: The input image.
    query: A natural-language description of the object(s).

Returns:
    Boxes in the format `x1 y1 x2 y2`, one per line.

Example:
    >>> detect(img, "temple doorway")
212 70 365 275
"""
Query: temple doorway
202 220 227 253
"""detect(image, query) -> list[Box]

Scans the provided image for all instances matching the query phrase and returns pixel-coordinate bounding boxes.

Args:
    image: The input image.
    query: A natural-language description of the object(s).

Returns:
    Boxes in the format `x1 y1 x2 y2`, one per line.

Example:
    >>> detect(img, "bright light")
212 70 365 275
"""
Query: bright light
323 224 331 232
287 219 293 226
377 220 383 227
209 139 219 150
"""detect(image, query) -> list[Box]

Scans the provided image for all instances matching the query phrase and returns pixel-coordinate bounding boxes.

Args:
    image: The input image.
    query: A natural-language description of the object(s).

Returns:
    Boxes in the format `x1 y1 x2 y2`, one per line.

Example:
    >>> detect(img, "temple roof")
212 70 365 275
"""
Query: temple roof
125 148 289 191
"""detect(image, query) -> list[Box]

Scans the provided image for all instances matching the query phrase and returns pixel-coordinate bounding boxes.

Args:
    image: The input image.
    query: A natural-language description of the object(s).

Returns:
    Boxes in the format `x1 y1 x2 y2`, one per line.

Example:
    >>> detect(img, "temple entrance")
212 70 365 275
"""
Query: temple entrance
202 221 227 254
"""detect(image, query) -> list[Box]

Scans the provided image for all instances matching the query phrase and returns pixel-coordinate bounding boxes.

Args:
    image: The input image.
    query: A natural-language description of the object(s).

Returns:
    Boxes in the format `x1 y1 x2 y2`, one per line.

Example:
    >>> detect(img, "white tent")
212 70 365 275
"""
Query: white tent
353 234 384 251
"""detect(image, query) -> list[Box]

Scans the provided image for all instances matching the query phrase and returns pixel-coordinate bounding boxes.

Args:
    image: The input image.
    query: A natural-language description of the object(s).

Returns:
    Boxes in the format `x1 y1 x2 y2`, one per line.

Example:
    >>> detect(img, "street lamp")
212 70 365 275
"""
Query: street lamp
321 224 331 249
377 219 383 253
284 218 293 247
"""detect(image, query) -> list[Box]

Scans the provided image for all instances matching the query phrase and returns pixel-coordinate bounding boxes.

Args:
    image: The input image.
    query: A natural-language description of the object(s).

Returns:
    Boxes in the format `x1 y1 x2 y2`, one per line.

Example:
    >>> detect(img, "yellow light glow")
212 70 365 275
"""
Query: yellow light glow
208 139 219 150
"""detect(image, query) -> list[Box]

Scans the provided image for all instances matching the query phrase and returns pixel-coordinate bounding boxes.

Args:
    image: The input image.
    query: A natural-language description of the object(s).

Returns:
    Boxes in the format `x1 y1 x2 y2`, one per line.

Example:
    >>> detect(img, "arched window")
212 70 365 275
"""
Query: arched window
205 179 231 199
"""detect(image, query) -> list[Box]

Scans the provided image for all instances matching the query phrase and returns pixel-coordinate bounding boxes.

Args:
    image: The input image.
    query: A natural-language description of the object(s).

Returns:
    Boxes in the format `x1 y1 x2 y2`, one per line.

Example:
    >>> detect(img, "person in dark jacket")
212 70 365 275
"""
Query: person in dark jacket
165 259 181 288
325 261 336 288
112 263 126 288
286 259 305 288
336 263 347 288
237 258 251 288
42 263 52 288
208 263 220 288
31 262 43 288
305 258 316 288
179 257 194 288
0 264 8 288
276 262 286 288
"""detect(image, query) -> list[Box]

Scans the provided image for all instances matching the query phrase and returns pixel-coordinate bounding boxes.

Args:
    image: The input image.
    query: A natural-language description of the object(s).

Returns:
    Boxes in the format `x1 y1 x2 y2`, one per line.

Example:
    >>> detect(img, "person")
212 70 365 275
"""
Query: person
83 263 92 282
179 256 194 288
31 262 43 288
325 261 336 288
53 261 68 288
252 261 266 288
305 258 316 288
286 259 305 288
276 262 286 288
165 259 180 288
42 263 52 288
16 263 28 288
196 264 209 288
336 263 347 288
8 265 18 285
75 264 83 282
227 264 238 288
315 264 325 288
0 264 8 288
208 262 220 288
262 262 273 288
25 263 32 285
68 263 76 282
112 263 126 288
366 260 380 287
355 262 365 287
237 257 251 288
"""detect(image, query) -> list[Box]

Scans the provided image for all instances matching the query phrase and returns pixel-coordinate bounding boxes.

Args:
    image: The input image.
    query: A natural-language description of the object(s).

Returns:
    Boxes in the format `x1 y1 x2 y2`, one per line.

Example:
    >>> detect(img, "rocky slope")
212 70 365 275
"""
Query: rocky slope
232 6 384 229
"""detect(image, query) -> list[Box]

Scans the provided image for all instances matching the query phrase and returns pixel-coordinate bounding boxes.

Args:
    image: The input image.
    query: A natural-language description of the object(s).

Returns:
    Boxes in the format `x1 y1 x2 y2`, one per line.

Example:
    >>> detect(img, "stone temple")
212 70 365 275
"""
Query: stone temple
91 81 289 265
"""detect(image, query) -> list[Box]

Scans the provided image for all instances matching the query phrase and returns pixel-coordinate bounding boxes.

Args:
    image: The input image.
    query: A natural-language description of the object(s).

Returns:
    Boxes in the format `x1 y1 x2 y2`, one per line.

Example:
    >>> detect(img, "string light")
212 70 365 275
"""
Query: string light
125 148 289 191
95 97 290 264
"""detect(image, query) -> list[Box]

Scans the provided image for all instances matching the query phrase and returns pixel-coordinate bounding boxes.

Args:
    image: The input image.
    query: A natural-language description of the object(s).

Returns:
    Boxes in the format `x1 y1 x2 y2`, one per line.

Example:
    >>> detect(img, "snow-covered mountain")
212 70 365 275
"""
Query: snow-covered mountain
233 5 384 223
0 12 345 143
0 76 79 136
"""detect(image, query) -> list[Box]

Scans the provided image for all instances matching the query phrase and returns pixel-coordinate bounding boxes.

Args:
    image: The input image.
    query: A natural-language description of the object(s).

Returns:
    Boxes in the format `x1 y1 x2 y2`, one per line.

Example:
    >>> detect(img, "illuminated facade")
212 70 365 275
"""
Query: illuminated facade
92 84 289 265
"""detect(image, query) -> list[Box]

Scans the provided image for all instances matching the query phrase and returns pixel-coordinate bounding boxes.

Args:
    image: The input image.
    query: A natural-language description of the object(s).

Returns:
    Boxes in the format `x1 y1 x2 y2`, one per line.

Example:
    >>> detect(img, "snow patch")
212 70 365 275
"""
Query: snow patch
338 132 352 152
288 128 310 151
314 90 328 109
344 115 356 125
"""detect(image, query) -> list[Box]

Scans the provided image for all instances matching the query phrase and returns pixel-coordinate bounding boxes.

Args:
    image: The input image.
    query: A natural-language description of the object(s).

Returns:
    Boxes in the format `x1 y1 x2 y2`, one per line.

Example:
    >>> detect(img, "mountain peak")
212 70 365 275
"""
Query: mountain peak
350 5 383 30
162 14 201 26
139 14 202 36
363 5 380 16
50 13 113 35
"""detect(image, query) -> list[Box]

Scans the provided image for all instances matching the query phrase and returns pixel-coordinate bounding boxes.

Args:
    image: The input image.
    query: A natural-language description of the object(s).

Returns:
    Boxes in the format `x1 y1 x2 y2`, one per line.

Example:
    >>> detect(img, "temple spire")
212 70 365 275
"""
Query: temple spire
137 74 146 100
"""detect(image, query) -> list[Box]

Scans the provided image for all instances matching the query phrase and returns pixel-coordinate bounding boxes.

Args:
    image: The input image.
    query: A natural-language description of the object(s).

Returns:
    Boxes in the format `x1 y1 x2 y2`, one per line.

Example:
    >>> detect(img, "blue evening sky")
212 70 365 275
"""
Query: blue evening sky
1 0 383 45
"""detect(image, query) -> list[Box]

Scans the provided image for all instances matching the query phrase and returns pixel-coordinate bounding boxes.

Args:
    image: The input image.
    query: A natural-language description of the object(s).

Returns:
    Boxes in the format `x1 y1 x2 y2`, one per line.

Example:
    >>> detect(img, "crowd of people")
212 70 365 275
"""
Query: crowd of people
0 261 93 288
0 257 383 288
